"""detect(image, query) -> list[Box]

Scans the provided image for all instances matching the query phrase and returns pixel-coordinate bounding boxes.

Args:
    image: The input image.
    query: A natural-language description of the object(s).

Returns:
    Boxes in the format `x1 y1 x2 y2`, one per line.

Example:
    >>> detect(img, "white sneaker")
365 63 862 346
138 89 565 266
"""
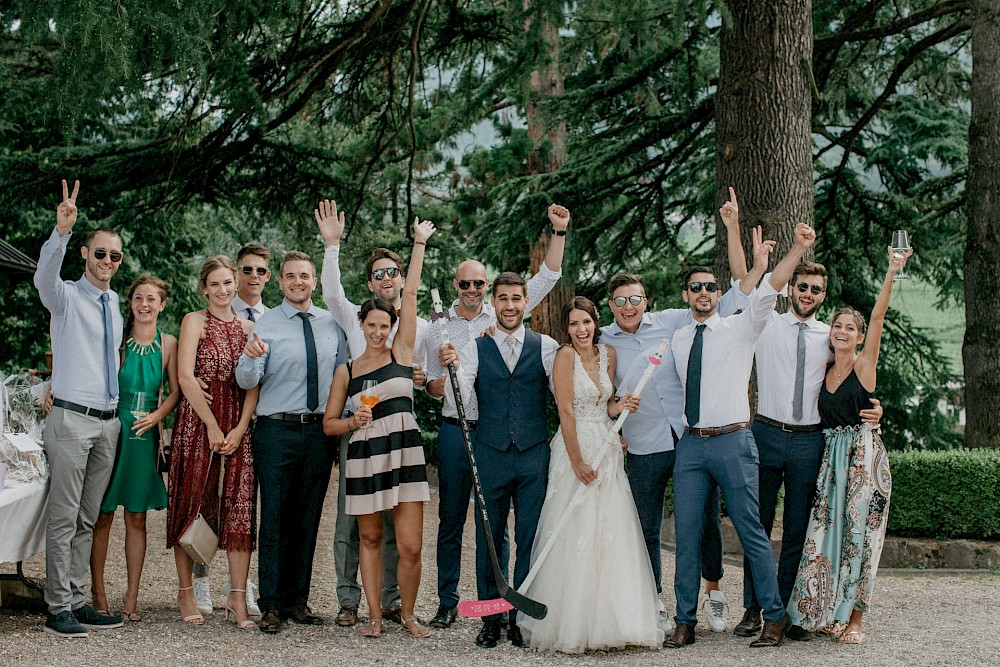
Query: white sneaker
223 580 261 617
657 599 674 634
700 590 728 633
193 576 213 615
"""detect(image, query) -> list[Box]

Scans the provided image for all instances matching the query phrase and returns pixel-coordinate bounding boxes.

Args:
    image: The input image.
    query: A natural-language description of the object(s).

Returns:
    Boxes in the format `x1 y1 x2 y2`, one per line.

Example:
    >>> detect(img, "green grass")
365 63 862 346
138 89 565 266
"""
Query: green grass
891 278 964 375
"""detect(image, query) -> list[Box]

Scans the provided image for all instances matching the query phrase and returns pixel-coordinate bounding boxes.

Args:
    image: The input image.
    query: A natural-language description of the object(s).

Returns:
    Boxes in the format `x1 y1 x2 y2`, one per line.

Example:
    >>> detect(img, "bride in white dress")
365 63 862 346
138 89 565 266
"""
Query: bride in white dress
519 297 663 654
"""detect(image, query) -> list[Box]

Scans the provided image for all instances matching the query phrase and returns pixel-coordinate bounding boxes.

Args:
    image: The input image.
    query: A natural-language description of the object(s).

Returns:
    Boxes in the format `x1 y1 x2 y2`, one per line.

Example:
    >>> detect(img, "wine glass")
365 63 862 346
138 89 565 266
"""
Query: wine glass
359 380 380 429
130 392 149 441
412 352 426 369
891 230 911 281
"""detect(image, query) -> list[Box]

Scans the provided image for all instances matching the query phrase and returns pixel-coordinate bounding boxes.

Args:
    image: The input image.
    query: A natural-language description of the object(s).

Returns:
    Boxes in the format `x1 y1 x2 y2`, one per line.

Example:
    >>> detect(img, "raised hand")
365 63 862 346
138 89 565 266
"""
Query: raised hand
887 245 913 276
244 331 269 358
794 222 817 250
719 186 739 230
414 217 436 244
56 179 80 235
751 225 776 271
547 203 570 231
314 199 346 247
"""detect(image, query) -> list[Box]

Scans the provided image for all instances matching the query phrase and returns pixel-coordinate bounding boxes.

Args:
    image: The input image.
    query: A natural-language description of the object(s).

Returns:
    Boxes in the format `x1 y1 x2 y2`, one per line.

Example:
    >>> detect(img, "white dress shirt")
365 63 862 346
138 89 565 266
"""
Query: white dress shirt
755 309 831 425
231 293 269 322
320 244 428 363
672 279 781 428
445 325 558 412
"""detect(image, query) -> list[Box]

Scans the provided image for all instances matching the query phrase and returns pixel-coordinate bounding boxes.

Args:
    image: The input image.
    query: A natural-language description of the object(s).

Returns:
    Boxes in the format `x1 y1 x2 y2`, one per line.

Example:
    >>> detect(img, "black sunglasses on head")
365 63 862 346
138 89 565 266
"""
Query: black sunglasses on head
93 248 123 263
241 266 268 276
687 281 719 293
612 295 645 307
370 267 401 281
795 282 824 296
458 279 487 290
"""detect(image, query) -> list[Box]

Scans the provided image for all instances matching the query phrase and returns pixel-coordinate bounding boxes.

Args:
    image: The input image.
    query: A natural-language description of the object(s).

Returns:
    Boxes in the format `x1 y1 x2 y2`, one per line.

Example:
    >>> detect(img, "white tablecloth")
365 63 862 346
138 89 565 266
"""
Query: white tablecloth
0 479 49 563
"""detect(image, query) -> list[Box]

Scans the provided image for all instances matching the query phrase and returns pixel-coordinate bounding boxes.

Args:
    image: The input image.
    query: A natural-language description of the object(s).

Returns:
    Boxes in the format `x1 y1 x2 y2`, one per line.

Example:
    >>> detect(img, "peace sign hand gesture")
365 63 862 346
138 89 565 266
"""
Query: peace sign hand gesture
56 179 80 235
314 199 346 247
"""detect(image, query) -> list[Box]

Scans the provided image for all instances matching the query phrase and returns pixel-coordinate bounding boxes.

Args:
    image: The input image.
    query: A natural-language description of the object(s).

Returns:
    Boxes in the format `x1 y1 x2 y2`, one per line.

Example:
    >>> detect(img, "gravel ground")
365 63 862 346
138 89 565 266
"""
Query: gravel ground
2 477 998 667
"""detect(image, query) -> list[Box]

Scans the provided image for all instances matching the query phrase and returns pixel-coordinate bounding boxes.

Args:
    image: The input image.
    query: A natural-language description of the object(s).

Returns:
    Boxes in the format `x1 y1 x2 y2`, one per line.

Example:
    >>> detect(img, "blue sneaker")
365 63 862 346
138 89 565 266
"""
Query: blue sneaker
44 611 88 638
72 604 124 629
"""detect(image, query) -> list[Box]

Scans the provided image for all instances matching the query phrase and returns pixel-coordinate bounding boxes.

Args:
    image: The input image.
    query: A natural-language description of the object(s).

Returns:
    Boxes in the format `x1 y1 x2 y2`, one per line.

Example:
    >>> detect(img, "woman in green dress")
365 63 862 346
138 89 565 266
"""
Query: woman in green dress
90 275 180 621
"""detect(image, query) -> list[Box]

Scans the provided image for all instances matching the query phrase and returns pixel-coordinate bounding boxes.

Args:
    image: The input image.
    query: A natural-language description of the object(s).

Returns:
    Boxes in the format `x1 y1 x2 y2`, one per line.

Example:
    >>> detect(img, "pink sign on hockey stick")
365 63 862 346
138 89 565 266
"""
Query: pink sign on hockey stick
458 598 515 617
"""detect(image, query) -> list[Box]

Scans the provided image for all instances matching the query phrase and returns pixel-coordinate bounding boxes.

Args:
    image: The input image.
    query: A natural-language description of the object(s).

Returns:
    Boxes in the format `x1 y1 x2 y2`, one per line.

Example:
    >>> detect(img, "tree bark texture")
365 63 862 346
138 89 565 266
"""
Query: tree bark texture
526 9 572 340
963 0 1000 448
714 0 814 285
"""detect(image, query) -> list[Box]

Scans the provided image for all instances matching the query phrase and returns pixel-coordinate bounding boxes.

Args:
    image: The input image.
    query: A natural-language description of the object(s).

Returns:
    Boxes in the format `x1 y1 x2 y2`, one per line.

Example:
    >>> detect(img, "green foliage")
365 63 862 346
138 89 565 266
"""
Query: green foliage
888 448 1000 539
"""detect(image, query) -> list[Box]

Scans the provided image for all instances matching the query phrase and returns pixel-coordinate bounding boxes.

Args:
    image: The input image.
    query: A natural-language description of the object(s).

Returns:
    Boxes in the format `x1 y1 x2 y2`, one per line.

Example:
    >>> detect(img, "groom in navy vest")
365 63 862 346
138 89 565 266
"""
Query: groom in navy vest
441 271 558 649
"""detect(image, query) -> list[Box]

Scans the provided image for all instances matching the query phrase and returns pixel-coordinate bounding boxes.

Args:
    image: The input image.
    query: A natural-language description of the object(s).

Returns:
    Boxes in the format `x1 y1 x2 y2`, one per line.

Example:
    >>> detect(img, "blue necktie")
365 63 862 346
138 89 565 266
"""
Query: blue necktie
100 293 119 400
685 324 706 427
297 312 319 411
246 307 256 322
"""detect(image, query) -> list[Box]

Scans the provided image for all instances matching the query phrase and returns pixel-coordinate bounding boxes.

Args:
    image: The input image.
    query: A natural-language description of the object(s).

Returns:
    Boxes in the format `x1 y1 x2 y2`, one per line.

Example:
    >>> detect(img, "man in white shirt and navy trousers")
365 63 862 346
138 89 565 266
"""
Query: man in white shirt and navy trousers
665 223 816 649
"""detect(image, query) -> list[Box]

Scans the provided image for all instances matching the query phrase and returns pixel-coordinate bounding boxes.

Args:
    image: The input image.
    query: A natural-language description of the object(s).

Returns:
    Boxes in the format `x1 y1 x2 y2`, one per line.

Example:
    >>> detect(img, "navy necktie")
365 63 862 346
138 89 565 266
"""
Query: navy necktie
298 312 319 411
246 307 256 322
100 293 119 400
685 324 706 427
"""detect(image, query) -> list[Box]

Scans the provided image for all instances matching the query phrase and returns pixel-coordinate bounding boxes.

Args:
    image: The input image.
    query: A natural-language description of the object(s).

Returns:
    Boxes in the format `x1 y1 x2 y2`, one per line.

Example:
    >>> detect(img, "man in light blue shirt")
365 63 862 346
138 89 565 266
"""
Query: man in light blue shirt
236 250 347 634
34 180 125 637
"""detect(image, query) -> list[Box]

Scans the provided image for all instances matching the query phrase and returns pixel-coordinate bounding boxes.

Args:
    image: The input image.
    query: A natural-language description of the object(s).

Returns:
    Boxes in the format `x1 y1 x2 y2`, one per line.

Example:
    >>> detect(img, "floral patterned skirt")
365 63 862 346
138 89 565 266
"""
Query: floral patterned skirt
788 424 891 629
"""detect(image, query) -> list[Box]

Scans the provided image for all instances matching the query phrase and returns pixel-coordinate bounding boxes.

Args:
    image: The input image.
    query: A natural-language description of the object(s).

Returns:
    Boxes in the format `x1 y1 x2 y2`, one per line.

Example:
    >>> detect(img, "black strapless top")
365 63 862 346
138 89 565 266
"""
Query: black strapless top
818 369 873 428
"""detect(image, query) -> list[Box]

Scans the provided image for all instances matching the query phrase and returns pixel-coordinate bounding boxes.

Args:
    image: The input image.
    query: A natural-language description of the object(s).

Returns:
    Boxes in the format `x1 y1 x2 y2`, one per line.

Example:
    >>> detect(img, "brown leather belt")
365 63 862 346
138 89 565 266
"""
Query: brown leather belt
684 422 751 437
754 415 822 433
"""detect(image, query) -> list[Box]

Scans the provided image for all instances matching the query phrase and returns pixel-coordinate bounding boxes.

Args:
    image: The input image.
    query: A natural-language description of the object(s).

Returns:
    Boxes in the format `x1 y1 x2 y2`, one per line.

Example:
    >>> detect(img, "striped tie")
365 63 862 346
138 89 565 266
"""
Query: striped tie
792 322 807 421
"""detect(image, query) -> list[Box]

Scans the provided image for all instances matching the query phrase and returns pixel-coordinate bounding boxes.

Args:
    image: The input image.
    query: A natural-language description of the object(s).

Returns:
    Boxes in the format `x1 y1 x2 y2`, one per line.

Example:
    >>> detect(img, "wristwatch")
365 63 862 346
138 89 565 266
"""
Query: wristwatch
552 228 567 236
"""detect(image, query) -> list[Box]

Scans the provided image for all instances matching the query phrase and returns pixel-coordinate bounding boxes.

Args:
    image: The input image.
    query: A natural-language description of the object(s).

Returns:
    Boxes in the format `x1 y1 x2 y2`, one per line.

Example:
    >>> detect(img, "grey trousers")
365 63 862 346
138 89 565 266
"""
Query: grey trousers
43 406 120 614
334 432 401 609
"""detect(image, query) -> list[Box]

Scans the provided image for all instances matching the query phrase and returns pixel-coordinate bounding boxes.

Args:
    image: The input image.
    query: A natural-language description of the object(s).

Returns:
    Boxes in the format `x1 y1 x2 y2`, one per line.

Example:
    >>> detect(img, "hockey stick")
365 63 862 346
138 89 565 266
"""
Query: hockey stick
430 287 547 621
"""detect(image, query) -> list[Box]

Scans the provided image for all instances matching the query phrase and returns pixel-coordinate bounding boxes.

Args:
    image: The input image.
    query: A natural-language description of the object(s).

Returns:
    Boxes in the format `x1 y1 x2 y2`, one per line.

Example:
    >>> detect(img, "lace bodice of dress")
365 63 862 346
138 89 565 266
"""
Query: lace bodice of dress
571 345 614 423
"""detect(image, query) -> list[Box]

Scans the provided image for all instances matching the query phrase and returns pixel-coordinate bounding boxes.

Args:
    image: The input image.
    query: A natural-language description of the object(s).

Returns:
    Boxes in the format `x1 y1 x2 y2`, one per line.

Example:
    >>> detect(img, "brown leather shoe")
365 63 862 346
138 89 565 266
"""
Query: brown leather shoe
749 613 790 647
259 610 282 634
281 604 324 625
663 622 696 648
335 605 358 627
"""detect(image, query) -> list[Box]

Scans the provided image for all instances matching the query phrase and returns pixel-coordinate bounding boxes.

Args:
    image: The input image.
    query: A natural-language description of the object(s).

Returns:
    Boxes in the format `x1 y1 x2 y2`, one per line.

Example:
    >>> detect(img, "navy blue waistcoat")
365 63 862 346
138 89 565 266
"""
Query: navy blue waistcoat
474 330 549 452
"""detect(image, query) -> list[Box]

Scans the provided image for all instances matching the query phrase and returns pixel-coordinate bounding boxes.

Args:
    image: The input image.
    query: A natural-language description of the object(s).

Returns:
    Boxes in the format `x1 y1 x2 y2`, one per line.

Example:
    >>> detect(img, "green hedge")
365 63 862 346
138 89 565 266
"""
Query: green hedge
887 448 1000 540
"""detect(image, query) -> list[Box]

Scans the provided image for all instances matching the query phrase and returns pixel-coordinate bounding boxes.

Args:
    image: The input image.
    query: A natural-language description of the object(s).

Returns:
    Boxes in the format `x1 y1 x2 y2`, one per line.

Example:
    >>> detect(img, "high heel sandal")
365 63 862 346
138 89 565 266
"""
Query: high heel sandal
402 616 430 639
225 590 257 630
91 586 111 615
359 618 383 638
120 595 142 622
178 586 205 625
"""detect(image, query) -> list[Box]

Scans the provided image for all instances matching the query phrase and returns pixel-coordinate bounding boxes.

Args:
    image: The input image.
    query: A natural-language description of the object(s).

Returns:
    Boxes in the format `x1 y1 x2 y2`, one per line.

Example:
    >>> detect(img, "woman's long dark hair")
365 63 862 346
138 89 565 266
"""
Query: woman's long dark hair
122 274 169 351
561 296 601 346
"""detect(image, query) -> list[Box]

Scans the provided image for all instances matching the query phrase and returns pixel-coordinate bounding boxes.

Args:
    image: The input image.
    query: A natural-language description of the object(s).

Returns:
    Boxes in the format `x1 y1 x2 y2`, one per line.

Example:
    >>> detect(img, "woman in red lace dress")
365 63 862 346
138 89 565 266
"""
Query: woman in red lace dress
167 255 259 629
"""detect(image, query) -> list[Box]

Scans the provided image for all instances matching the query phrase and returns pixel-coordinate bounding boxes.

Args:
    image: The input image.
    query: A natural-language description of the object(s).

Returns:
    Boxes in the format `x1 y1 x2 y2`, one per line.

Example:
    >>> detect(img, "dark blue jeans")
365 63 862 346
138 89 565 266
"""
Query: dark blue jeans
673 429 784 626
743 421 825 612
253 417 337 614
435 421 509 607
627 449 723 595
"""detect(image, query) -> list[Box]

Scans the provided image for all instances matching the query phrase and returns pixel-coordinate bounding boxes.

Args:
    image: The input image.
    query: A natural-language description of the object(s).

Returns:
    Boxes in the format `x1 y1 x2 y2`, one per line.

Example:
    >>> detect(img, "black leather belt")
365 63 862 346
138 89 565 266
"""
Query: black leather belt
754 415 822 433
264 412 323 424
442 416 478 430
52 398 118 421
684 422 751 437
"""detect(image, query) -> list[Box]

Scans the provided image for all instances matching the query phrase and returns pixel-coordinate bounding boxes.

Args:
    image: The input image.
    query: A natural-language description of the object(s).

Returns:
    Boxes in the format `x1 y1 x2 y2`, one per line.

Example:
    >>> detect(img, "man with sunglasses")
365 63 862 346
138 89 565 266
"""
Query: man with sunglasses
666 223 816 650
422 203 569 631
600 187 750 634
314 199 431 628
736 262 882 640
33 180 126 637
232 242 273 323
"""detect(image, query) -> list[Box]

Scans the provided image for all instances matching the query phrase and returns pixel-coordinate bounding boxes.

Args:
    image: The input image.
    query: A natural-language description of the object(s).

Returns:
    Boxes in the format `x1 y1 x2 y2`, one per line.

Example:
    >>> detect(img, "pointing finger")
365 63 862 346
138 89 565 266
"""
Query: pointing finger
728 186 736 204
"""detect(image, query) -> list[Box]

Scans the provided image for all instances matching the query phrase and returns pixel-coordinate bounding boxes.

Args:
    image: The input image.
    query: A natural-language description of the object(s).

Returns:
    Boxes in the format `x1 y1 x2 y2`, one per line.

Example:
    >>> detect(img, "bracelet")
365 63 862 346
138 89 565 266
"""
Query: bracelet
414 241 426 245
552 228 567 236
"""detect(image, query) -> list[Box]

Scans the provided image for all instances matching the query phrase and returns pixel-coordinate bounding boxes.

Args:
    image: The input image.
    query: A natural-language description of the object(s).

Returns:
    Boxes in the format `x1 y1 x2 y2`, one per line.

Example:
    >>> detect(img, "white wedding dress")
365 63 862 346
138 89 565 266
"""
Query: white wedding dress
519 344 663 654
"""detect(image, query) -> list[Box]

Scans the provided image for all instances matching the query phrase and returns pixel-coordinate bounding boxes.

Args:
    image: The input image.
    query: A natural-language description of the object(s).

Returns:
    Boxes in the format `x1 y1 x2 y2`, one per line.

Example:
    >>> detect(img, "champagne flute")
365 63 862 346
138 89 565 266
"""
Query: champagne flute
359 380 380 429
891 230 911 281
130 392 149 441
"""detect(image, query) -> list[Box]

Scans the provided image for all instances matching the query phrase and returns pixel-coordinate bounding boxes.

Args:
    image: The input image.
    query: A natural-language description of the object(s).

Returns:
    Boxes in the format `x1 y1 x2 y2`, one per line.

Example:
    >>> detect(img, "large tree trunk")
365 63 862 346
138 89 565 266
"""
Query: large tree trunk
714 0 814 284
963 0 1000 448
526 6 572 339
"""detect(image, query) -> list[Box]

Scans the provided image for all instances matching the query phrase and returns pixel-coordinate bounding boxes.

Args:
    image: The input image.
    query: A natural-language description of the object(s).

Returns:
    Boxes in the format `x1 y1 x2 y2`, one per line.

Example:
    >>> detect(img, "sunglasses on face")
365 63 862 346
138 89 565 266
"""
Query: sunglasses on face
612 295 645 307
458 279 487 290
687 282 719 293
370 267 401 281
795 282 825 296
241 266 268 276
92 248 123 263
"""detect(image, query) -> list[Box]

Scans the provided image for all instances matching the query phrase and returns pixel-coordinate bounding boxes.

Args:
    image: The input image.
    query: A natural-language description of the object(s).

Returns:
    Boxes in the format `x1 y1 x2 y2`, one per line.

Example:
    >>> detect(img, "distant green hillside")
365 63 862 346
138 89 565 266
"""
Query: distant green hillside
892 279 964 376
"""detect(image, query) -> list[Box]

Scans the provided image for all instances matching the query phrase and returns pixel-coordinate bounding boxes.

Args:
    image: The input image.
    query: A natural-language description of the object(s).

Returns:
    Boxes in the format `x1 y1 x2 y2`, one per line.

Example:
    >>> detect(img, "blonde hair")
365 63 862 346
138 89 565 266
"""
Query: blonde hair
199 255 237 288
